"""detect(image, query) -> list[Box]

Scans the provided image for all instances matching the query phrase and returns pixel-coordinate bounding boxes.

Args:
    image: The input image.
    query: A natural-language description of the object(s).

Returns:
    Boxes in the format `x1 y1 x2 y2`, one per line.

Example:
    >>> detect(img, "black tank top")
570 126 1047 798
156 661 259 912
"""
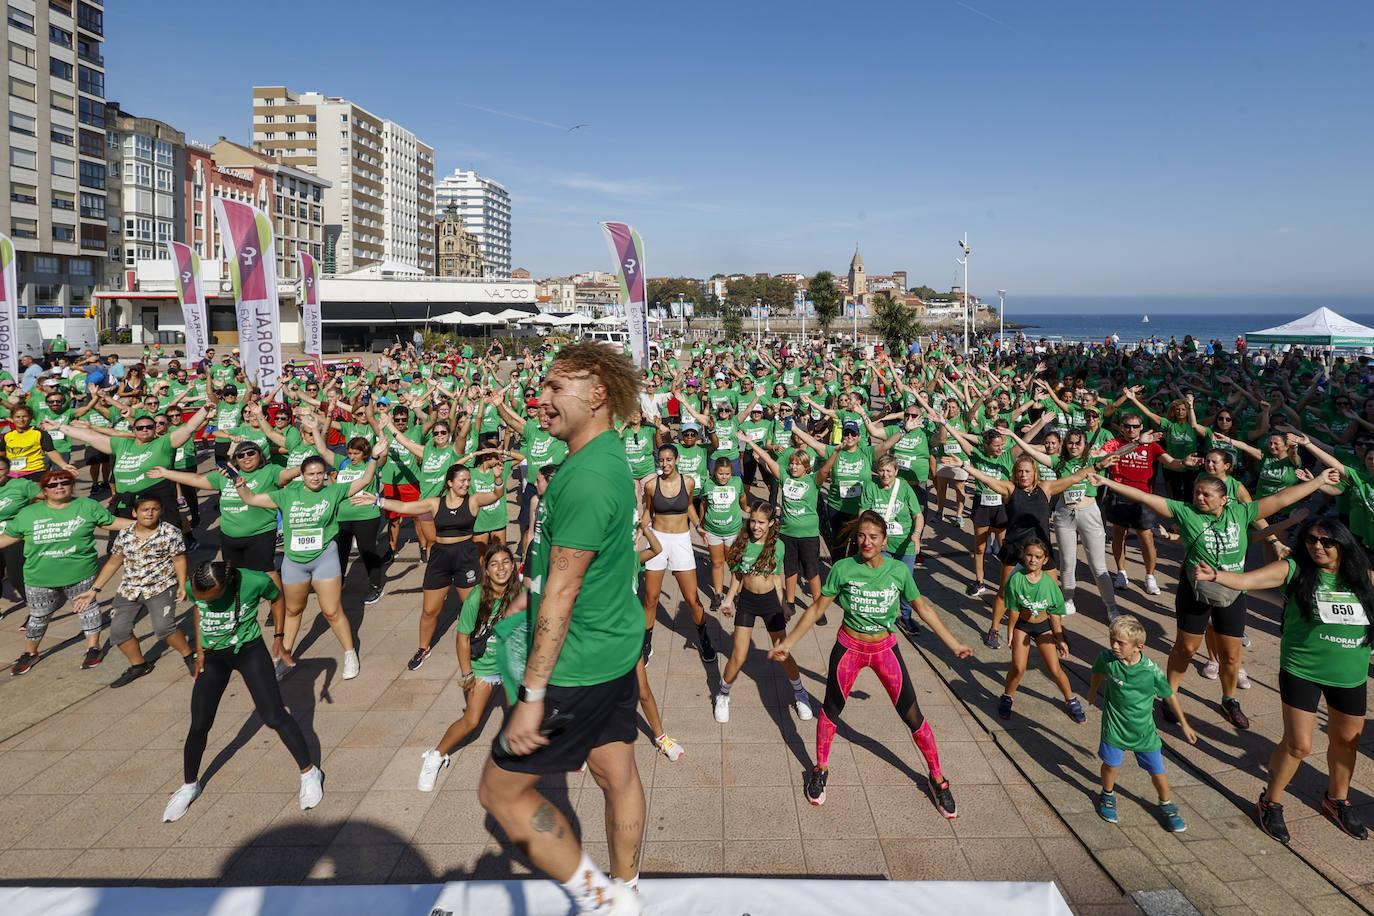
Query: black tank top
652 475 690 515
1006 487 1052 545
434 492 477 537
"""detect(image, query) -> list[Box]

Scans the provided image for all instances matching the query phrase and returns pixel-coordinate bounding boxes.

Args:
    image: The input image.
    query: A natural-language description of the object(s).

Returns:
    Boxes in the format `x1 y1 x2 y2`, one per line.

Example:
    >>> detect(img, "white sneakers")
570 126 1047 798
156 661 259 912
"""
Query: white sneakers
417 749 450 791
1144 574 1161 596
162 781 202 822
794 693 814 721
714 693 730 723
299 765 324 810
1063 598 1077 616
1114 571 1128 590
577 879 643 915
342 650 360 680
1202 658 1220 679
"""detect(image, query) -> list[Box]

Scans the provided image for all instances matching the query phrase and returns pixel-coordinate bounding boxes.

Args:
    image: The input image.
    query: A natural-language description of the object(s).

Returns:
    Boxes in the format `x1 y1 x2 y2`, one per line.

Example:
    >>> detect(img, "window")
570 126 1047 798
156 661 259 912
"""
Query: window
155 168 172 191
9 40 35 66
69 259 94 278
9 147 37 170
155 139 172 165
78 128 103 157
135 189 152 212
50 58 73 80
10 183 36 204
78 161 104 189
79 192 103 218
134 134 152 159
341 113 348 121
10 76 36 102
8 111 35 136
34 256 60 274
52 156 75 178
265 132 275 140
76 2 101 35
193 182 203 201
263 114 275 124
262 96 274 106
77 65 102 96
10 218 37 239
136 218 152 240
52 224 76 242
193 212 203 228
51 126 74 146
76 37 100 64
49 25 72 47
78 96 103 127
51 89 73 112
52 190 75 210
154 195 172 218
7 6 34 32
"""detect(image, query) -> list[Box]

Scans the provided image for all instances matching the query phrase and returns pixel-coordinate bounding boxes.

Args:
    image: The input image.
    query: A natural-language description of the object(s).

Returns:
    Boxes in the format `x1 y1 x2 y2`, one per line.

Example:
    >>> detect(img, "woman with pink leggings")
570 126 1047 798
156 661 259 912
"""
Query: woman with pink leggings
771 510 974 815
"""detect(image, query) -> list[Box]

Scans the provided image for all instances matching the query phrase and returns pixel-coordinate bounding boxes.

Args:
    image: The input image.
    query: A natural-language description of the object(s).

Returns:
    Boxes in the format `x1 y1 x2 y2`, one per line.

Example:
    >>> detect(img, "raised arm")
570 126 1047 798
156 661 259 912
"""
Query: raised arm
953 455 1015 498
46 419 113 454
1253 468 1341 519
146 466 214 490
1090 472 1172 519
737 432 781 479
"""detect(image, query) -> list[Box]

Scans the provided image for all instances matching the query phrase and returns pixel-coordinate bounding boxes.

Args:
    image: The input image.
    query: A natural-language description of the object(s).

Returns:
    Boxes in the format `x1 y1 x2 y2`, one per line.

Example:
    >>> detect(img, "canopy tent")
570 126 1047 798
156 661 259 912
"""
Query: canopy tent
1246 307 1374 348
430 310 486 325
490 308 529 322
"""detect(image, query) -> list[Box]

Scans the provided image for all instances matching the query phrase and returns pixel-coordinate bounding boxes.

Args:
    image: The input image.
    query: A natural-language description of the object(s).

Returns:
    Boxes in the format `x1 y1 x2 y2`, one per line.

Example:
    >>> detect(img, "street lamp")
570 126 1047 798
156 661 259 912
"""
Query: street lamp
956 234 971 354
998 289 1007 351
755 298 762 347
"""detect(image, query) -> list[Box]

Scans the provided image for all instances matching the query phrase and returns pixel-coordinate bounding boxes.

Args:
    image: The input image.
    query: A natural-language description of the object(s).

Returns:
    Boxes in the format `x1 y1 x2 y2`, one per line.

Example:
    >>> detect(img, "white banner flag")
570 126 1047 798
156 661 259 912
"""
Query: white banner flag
165 242 208 365
0 233 18 380
212 199 283 394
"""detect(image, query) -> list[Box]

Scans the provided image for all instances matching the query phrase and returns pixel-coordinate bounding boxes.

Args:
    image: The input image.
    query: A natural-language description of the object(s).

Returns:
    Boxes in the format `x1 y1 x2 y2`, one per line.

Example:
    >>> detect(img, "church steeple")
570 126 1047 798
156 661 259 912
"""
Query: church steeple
848 248 867 297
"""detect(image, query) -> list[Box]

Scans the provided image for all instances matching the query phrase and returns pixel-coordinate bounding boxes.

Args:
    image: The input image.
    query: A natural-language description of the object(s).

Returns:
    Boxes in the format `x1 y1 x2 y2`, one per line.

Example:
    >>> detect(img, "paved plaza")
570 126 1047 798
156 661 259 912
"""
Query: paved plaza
0 468 1369 916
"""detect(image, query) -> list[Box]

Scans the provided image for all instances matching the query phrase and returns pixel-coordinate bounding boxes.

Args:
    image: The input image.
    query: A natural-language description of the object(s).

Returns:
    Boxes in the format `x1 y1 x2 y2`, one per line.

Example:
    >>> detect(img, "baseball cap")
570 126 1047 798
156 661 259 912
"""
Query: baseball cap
221 384 239 395
681 421 700 433
714 372 727 381
750 404 764 413
841 420 861 435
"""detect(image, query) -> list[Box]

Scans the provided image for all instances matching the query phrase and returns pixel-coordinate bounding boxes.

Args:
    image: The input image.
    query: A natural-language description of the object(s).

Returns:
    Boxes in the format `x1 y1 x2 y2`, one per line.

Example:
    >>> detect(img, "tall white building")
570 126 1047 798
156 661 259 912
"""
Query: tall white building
434 168 511 277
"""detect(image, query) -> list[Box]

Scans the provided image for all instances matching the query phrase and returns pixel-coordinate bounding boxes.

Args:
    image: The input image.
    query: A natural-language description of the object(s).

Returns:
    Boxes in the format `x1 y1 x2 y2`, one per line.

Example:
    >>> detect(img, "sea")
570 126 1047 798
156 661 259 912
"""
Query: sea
988 295 1374 346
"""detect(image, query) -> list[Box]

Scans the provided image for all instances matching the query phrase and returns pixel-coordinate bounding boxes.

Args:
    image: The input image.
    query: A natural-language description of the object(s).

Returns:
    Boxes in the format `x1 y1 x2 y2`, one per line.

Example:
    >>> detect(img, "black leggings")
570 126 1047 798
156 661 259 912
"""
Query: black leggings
0 541 23 595
183 639 311 782
741 451 779 503
336 516 384 589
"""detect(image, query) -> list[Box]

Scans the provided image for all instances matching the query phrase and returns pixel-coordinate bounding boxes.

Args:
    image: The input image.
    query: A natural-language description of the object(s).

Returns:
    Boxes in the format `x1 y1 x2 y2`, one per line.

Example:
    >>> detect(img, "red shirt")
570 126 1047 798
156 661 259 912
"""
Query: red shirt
1104 438 1164 493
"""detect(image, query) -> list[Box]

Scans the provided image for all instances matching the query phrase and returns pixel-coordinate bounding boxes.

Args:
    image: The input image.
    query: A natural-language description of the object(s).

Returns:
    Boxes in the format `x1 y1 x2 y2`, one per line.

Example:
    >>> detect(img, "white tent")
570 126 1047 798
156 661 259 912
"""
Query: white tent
490 308 530 322
1247 307 1374 348
431 310 485 325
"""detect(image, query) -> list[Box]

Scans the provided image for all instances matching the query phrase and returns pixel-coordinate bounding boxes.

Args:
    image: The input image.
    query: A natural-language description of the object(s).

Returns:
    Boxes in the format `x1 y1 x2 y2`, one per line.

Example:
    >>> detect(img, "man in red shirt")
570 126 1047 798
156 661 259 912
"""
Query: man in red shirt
1101 414 1200 595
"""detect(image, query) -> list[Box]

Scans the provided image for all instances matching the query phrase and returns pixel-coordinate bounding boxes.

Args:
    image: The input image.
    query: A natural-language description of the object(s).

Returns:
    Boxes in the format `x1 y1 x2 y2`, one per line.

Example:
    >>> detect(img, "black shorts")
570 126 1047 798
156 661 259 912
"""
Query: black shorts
735 589 786 632
1000 534 1056 569
1013 615 1054 639
221 529 277 572
423 539 480 591
1278 668 1367 718
492 666 639 774
1102 491 1160 531
781 533 821 581
86 447 110 466
972 500 1008 529
1175 573 1247 638
517 482 538 530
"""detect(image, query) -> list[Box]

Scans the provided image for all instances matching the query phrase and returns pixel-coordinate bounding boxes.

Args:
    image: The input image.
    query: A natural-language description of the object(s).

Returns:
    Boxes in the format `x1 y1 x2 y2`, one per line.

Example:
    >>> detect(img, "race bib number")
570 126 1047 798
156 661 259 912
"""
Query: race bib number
9 457 25 471
291 528 324 552
49 431 66 442
1064 487 1085 505
980 492 1003 506
1317 595 1369 626
886 521 902 536
840 483 861 499
896 457 911 470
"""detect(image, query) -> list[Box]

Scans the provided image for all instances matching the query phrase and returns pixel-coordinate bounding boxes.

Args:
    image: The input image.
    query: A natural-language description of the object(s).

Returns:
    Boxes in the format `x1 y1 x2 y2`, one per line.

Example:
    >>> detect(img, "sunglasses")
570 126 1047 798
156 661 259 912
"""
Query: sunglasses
1123 424 1142 429
133 424 155 431
43 480 73 489
1304 534 1338 549
905 413 921 419
154 420 169 427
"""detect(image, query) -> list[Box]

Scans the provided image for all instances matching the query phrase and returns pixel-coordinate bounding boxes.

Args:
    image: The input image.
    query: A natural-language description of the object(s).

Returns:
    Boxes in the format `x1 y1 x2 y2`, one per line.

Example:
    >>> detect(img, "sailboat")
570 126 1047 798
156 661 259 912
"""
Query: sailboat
1142 314 1150 323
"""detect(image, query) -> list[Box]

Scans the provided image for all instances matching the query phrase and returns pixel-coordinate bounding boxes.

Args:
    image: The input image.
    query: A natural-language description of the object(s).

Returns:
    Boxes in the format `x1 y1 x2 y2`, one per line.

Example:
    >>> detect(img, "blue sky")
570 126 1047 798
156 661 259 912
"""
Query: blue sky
108 1 1372 299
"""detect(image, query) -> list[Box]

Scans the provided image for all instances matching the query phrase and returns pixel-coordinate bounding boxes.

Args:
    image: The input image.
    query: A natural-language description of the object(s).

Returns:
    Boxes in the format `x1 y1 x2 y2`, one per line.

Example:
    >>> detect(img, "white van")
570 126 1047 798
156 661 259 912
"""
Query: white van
584 330 628 346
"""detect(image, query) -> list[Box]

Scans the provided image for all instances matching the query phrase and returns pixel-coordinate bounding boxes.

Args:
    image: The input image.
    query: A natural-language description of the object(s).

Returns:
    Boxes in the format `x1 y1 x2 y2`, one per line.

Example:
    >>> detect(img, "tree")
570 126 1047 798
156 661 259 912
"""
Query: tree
721 303 743 341
647 277 702 311
910 284 939 300
808 271 841 332
871 293 923 353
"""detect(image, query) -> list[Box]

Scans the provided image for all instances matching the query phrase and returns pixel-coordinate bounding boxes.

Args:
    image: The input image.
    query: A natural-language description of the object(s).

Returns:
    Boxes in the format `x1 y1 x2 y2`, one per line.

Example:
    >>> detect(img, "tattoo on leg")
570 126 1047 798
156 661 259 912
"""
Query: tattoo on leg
531 801 556 834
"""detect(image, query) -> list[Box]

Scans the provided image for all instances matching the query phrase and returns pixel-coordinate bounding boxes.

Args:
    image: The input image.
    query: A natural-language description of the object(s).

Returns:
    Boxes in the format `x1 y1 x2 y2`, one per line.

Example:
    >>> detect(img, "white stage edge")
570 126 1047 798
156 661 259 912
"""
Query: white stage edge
1 879 1071 916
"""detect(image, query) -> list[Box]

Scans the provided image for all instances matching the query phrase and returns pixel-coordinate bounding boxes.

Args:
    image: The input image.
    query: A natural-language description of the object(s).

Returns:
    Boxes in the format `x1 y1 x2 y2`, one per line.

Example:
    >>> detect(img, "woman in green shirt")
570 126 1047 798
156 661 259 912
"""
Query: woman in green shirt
1195 518 1374 844
698 457 746 611
319 432 391 607
737 433 825 615
381 414 461 561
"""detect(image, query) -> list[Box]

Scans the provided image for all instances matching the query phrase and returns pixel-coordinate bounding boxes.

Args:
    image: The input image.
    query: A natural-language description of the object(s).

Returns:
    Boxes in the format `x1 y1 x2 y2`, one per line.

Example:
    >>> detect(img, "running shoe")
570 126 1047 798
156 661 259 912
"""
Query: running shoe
275 658 296 682
1323 793 1369 840
794 692 814 721
1237 668 1252 690
713 692 730 723
11 652 37 676
1144 574 1161 596
1257 793 1290 844
1160 801 1186 832
81 646 104 669
709 594 722 613
697 627 717 664
342 650 360 680
930 777 958 818
576 879 643 915
1201 658 1220 679
641 630 654 667
163 781 202 822
1241 633 1251 648
1221 697 1250 729
966 583 990 599
109 661 154 688
1066 696 1087 724
984 626 1001 650
896 616 921 636
299 766 324 810
185 536 201 552
1097 790 1118 823
418 546 428 563
805 766 828 806
998 694 1014 720
1114 571 1128 590
417 749 449 791
365 585 384 605
1063 598 1077 616
655 735 685 761
406 647 431 671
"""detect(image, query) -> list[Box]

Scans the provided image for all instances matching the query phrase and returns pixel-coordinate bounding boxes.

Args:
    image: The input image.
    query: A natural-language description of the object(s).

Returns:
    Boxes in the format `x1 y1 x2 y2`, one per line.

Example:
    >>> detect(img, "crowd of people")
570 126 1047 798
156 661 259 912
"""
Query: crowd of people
3 330 1374 914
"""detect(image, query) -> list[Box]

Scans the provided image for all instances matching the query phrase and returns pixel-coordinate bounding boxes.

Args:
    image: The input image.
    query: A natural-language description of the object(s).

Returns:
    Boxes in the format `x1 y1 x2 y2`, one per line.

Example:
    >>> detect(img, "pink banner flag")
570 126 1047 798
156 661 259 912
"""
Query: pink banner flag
213 199 283 394
599 222 648 368
298 251 322 370
0 233 18 379
165 241 208 365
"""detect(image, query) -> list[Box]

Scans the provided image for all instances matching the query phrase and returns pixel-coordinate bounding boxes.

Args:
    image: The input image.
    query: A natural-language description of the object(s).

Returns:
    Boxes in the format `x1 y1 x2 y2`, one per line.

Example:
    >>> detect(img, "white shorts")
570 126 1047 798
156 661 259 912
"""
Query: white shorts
646 528 696 572
705 531 738 548
936 465 969 481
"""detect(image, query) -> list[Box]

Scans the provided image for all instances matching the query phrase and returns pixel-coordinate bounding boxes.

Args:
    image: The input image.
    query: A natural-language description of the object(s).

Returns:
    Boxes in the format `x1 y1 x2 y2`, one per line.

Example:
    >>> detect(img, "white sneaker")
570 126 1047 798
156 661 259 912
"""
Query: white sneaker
577 878 644 915
1202 658 1220 679
1114 571 1128 590
342 650 360 680
417 749 449 791
1063 599 1077 616
1237 668 1252 690
162 781 202 822
1242 633 1251 648
714 692 730 723
794 692 814 721
299 765 324 810
655 735 685 761
1144 574 1161 596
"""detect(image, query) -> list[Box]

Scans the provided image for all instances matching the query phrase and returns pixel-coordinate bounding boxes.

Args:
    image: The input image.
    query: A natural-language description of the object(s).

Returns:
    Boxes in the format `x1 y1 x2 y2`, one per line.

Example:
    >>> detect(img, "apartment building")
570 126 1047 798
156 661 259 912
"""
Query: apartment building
434 168 511 277
105 103 184 268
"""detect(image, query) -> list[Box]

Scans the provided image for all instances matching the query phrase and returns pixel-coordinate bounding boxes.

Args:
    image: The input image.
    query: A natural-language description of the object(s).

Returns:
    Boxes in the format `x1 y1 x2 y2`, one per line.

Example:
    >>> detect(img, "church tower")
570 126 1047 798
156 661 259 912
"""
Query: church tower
848 248 867 300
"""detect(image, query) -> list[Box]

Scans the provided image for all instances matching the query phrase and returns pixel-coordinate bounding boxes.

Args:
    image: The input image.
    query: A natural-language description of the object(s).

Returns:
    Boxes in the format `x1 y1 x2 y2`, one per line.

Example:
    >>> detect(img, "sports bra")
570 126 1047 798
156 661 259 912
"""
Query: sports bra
652 475 690 516
434 492 477 538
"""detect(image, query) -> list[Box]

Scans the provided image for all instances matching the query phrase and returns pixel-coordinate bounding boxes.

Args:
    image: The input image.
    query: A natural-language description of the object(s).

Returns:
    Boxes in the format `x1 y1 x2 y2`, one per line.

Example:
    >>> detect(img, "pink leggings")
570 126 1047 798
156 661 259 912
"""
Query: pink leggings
816 630 942 780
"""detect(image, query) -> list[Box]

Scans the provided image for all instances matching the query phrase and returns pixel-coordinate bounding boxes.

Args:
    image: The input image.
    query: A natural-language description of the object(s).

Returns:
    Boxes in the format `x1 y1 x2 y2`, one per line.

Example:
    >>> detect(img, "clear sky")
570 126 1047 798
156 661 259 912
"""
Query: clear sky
107 0 1372 299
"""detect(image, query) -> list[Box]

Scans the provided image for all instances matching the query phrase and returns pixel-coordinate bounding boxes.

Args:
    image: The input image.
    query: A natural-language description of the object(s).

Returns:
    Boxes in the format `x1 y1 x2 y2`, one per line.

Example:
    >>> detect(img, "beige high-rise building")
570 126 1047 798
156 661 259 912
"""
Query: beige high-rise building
250 87 434 275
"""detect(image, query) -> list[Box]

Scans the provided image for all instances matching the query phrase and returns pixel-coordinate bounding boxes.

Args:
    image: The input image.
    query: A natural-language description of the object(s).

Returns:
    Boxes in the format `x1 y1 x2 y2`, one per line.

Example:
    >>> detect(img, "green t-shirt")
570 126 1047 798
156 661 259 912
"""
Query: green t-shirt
1342 465 1374 549
269 482 350 562
884 423 933 483
207 465 281 538
1166 499 1259 575
778 463 820 539
1003 570 1066 618
1160 419 1199 460
970 444 1014 505
711 417 741 461
34 407 75 454
701 476 744 537
470 464 509 534
8 497 115 587
731 538 784 576
1255 457 1299 500
821 556 920 635
214 400 244 430
0 477 41 536
336 459 382 522
110 436 175 493
522 419 568 476
381 425 422 485
458 585 502 677
860 478 922 557
620 425 656 478
1279 562 1371 688
188 568 278 653
1056 456 1097 504
1091 649 1171 752
825 443 875 513
525 430 641 687
221 424 271 454
282 426 318 469
675 443 709 492
418 442 459 499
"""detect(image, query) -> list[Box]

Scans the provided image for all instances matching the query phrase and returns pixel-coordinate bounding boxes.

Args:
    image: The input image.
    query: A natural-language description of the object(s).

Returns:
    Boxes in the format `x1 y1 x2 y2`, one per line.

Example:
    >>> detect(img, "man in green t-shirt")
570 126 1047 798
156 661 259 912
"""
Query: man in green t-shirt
479 342 645 916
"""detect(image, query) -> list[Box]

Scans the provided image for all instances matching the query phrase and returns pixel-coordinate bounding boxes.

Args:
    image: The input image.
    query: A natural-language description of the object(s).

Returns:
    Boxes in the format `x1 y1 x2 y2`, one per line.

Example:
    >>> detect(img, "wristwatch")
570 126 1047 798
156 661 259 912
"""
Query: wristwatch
517 683 547 703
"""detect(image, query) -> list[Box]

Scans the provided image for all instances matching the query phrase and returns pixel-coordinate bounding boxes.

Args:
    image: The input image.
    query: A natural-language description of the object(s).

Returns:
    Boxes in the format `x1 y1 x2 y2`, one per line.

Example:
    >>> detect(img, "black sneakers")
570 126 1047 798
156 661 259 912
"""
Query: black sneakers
931 777 958 818
1257 793 1290 844
1323 793 1369 840
110 661 155 688
696 625 717 664
11 652 37 676
80 646 104 669
805 766 828 806
365 584 385 605
407 647 431 671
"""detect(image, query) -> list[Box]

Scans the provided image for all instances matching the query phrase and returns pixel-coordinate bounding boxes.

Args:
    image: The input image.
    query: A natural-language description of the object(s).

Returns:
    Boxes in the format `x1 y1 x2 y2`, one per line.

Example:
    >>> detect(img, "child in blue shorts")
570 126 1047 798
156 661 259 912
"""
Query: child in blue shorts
1087 614 1197 832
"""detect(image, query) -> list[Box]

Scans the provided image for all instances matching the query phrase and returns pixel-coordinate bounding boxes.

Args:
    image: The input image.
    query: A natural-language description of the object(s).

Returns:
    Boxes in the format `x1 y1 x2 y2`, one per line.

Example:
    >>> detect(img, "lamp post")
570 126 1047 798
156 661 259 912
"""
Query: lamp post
755 298 762 347
998 289 1007 352
956 233 971 354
